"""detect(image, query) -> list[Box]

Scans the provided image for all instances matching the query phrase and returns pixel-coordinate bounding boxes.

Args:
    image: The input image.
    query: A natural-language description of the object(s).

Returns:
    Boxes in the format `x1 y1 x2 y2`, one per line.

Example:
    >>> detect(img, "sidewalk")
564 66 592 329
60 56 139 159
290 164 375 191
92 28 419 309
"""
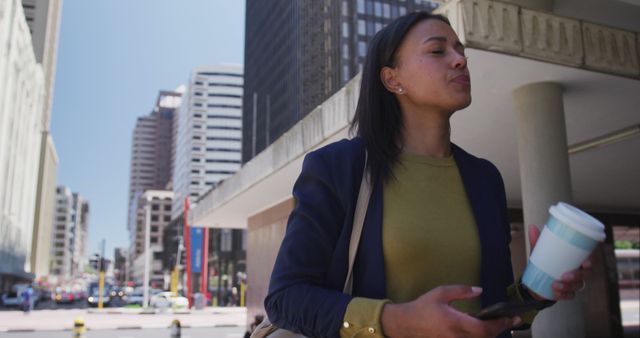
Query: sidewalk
0 307 246 332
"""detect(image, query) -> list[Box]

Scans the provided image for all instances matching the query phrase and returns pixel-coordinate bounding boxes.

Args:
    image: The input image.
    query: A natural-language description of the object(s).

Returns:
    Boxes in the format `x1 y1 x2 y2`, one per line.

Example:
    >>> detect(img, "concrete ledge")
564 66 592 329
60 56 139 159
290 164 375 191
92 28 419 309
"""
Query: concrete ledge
435 0 640 78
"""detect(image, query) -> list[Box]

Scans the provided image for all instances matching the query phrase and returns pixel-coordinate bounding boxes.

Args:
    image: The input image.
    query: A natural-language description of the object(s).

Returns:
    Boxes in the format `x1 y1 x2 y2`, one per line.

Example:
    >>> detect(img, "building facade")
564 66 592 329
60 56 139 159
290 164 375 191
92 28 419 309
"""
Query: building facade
130 190 173 287
113 248 128 285
0 0 46 291
21 0 62 281
171 65 243 219
50 186 89 282
127 91 180 261
242 0 437 163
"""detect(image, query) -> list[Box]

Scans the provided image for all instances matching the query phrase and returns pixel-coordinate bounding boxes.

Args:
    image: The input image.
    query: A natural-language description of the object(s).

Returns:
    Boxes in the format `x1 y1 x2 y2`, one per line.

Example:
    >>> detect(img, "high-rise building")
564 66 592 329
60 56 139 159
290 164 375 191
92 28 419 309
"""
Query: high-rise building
0 0 46 291
130 190 173 288
172 65 243 219
50 186 89 281
113 248 128 285
21 0 62 281
127 91 181 252
242 0 437 163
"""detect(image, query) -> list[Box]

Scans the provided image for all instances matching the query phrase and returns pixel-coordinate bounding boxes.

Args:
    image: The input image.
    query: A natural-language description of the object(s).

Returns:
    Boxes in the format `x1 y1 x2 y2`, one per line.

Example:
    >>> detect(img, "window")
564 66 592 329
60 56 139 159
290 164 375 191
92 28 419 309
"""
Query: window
342 43 349 59
358 19 366 35
357 0 365 14
194 92 203 96
151 237 158 244
383 3 390 18
207 93 242 98
152 205 159 211
164 216 170 222
164 205 171 211
376 22 383 33
399 6 406 15
374 1 382 16
221 229 232 252
358 41 367 57
342 1 349 15
343 65 350 83
194 113 202 118
194 81 204 85
194 103 203 107
151 226 159 232
151 215 159 222
342 22 349 38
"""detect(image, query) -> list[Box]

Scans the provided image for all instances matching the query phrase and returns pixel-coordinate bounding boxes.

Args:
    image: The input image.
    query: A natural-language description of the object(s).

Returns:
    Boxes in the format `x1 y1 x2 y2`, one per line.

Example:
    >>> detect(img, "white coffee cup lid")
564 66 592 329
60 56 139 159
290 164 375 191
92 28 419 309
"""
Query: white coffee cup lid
549 202 606 242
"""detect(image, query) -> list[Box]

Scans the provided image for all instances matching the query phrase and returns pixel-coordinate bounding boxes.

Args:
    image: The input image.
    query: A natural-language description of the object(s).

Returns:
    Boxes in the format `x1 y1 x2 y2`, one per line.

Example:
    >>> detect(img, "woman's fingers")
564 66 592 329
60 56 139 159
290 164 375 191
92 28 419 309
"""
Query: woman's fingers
527 225 541 251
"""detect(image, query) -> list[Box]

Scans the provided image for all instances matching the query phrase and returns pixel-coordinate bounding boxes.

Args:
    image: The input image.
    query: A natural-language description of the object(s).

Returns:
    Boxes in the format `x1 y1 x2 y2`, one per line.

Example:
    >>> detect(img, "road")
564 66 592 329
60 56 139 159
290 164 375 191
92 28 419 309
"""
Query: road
0 326 246 338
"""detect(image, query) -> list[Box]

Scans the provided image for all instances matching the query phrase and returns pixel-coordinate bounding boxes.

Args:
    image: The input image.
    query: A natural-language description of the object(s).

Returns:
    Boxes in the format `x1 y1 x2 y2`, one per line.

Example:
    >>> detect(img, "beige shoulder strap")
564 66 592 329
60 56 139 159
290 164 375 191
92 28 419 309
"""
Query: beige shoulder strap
343 152 371 294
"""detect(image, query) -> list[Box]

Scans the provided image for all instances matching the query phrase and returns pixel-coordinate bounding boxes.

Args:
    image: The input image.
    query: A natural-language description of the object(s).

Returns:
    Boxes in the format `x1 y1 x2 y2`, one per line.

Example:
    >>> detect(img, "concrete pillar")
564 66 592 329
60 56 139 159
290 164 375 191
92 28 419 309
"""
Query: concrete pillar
513 82 585 338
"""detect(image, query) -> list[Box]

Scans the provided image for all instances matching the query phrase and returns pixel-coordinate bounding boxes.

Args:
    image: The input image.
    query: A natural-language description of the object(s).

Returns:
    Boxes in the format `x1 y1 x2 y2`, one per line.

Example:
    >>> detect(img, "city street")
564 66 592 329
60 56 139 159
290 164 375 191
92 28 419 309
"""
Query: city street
0 307 246 335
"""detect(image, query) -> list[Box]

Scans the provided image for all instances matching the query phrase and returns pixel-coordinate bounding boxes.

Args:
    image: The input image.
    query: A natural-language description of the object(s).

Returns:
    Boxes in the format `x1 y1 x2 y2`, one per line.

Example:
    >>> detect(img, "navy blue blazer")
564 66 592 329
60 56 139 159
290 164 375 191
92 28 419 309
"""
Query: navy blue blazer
265 138 514 338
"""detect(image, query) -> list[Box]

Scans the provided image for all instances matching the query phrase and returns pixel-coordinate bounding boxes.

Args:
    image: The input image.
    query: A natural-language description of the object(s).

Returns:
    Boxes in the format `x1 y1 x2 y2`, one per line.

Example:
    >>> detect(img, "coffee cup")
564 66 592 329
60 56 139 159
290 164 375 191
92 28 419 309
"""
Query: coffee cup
521 202 605 299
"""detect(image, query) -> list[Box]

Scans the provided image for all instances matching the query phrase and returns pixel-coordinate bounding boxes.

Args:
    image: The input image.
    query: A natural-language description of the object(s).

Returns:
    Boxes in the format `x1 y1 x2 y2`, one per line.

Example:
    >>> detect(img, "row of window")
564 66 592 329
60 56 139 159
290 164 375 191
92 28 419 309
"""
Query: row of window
150 215 171 222
192 136 241 142
192 114 241 120
193 103 242 109
191 147 240 152
191 169 237 175
356 0 408 17
193 125 241 131
190 158 241 164
194 93 242 99
194 81 243 88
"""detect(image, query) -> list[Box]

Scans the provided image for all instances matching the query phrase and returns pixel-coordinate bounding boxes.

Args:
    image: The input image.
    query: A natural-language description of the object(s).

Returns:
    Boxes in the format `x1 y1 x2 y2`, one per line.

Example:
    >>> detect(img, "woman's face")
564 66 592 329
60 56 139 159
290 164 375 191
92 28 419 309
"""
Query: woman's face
384 19 471 114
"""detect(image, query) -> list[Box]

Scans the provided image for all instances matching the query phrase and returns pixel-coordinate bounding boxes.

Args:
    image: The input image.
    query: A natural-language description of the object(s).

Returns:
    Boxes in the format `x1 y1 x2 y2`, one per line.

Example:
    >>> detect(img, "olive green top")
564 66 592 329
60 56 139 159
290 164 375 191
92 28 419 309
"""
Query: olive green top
340 153 534 338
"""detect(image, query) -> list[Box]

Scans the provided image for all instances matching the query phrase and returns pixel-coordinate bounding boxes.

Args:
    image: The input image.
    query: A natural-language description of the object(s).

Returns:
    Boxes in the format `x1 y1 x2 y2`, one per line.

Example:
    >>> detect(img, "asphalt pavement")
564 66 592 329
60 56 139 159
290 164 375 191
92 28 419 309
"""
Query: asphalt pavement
0 326 246 338
0 307 246 333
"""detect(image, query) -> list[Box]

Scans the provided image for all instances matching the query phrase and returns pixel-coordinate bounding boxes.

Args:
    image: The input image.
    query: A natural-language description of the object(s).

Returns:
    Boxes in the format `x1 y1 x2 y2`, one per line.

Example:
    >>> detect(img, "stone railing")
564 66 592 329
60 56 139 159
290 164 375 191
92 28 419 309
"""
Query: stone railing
435 0 640 78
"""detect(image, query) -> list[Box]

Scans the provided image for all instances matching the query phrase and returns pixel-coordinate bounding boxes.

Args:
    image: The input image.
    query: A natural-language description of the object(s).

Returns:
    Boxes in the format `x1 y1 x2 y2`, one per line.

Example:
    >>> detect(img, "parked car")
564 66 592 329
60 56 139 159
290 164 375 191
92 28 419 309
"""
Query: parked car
1 291 20 307
54 291 75 304
3 284 33 308
150 292 188 310
87 290 110 307
124 288 144 306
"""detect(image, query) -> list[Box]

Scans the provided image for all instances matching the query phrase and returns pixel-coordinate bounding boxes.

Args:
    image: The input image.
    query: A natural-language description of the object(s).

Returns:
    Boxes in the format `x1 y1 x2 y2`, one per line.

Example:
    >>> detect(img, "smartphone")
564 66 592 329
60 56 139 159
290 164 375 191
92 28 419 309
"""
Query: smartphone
473 300 546 320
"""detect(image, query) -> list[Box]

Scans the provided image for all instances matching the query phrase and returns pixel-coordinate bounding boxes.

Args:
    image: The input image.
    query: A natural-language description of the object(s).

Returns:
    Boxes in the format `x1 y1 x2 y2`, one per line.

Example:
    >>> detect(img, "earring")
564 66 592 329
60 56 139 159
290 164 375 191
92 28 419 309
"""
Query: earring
397 87 404 94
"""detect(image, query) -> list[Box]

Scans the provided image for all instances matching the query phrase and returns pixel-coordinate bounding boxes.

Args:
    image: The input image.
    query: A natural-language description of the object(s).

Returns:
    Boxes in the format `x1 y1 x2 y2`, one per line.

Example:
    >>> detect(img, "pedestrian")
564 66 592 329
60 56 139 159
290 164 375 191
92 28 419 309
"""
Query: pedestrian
21 286 33 313
262 11 590 338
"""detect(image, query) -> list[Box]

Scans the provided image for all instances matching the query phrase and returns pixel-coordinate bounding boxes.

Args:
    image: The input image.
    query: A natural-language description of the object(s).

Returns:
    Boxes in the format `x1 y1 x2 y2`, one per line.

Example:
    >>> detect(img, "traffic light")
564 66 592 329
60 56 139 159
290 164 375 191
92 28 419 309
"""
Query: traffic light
179 250 187 267
89 254 100 270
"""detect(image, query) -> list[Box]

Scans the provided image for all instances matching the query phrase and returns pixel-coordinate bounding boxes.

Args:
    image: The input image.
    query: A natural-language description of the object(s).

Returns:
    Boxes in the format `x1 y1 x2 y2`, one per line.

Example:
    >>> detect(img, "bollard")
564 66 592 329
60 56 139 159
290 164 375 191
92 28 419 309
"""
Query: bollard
72 317 86 338
169 319 181 338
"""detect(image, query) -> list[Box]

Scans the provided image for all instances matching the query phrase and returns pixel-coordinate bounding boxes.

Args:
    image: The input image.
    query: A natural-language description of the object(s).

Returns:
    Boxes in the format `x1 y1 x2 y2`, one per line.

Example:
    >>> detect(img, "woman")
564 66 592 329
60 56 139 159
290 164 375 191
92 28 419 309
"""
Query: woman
265 11 588 338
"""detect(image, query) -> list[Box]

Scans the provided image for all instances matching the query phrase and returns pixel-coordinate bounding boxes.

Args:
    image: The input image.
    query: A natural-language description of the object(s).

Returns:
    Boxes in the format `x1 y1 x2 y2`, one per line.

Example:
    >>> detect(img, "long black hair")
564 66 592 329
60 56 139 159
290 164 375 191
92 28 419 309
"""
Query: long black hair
350 11 451 185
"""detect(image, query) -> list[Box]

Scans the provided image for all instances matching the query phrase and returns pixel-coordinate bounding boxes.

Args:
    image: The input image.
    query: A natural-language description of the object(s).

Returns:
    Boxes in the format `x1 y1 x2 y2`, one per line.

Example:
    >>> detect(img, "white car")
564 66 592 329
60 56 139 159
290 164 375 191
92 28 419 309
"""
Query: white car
150 292 188 309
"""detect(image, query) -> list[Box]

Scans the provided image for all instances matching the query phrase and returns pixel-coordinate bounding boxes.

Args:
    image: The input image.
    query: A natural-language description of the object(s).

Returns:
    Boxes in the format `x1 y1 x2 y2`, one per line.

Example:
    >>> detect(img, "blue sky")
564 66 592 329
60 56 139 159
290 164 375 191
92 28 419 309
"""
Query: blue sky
51 0 245 260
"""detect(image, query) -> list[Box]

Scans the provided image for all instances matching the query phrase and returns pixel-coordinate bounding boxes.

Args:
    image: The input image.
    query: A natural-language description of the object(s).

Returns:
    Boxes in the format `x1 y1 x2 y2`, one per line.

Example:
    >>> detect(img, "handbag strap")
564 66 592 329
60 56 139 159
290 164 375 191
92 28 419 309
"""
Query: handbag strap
343 151 371 294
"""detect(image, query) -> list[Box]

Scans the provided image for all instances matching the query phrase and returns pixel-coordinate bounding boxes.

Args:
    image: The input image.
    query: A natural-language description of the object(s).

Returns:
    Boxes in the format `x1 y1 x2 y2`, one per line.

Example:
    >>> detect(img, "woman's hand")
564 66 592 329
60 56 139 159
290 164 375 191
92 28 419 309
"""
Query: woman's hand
528 225 592 300
381 285 520 338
